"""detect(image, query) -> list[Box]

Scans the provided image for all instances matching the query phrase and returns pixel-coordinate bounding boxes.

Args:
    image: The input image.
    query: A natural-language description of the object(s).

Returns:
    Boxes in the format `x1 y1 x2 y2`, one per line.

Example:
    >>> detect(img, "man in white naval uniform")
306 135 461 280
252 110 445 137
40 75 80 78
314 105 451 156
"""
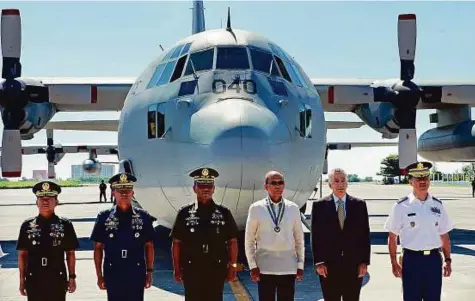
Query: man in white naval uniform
385 161 453 301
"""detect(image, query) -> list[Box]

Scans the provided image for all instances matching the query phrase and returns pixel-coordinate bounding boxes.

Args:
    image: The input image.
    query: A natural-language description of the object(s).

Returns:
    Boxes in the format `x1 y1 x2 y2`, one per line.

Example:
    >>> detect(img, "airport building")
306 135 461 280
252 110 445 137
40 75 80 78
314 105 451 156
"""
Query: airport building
32 170 48 180
71 164 115 179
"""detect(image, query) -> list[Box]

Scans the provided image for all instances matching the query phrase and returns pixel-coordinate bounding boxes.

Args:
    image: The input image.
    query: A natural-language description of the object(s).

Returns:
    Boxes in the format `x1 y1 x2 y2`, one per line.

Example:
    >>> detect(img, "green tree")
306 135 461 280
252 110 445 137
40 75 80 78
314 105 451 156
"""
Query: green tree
379 154 402 181
462 164 475 181
348 174 360 182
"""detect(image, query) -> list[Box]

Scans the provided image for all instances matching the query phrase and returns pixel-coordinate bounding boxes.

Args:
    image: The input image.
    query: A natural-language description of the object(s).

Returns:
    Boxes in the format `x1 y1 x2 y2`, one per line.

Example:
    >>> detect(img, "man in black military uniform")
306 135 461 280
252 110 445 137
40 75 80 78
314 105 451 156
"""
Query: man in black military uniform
17 181 80 301
99 180 107 202
90 173 156 301
171 167 239 301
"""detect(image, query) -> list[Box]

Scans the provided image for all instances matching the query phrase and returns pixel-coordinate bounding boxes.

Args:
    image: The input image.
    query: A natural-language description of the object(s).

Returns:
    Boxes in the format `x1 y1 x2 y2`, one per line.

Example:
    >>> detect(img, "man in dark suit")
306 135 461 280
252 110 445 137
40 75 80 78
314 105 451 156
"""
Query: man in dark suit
311 168 370 301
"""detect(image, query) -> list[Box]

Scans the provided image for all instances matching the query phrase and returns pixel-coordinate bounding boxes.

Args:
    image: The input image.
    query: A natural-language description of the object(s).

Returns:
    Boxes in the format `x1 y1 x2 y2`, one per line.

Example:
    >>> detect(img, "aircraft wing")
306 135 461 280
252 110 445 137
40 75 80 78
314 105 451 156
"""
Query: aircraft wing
325 121 364 129
327 141 398 150
313 78 475 112
0 145 118 155
46 120 364 131
45 120 119 132
30 77 135 111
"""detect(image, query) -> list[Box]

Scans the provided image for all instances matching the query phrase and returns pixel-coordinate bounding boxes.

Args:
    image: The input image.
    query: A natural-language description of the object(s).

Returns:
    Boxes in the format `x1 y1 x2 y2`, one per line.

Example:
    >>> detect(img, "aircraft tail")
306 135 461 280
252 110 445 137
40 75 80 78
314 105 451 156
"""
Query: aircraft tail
192 0 206 34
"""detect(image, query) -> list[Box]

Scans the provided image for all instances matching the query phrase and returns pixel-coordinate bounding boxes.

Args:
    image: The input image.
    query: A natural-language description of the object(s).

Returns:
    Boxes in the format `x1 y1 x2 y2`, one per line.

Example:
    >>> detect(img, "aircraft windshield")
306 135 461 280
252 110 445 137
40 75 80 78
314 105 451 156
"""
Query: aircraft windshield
184 48 214 76
250 48 280 76
216 47 250 70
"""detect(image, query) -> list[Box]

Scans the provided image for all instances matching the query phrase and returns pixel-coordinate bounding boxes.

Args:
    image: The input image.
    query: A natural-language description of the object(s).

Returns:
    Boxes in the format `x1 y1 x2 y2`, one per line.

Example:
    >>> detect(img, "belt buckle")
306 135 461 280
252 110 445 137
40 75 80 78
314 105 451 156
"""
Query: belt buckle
423 250 430 255
121 249 127 258
203 244 208 254
41 257 47 266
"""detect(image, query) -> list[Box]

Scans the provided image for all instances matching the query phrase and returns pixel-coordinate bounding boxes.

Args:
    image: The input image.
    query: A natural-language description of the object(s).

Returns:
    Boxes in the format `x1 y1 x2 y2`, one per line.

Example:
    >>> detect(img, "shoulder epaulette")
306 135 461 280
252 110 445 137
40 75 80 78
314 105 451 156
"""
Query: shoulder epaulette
216 203 230 211
98 208 113 217
433 197 442 204
397 196 408 204
58 216 71 223
178 203 194 211
22 217 36 224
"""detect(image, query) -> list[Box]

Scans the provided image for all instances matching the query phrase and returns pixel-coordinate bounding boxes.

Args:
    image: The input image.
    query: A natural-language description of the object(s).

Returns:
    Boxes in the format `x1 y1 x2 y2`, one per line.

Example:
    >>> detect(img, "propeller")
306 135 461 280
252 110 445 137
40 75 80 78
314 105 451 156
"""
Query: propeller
0 9 25 177
45 129 56 179
395 14 419 172
372 14 420 172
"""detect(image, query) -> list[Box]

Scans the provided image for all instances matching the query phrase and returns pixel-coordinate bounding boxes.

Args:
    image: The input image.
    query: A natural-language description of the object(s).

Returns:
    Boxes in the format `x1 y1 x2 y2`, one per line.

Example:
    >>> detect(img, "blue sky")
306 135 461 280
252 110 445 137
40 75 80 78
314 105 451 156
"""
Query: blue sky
2 0 475 179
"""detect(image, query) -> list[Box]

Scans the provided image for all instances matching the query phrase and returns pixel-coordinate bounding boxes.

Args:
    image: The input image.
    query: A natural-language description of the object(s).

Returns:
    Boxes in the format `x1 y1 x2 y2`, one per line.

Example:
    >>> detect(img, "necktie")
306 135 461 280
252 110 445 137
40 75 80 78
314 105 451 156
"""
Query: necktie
337 199 345 230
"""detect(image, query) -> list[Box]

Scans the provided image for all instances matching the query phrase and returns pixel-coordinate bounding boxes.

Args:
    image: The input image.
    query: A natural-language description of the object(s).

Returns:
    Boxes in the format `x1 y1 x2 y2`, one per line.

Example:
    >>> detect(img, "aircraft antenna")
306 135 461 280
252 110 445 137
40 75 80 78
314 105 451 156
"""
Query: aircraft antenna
159 44 164 51
226 7 232 32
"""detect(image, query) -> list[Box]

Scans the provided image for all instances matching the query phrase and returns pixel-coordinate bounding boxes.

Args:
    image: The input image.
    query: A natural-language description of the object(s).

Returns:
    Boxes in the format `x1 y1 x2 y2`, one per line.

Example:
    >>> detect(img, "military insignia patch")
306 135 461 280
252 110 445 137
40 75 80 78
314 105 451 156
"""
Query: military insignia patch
202 168 209 176
431 207 441 214
410 221 416 228
42 182 50 191
120 173 128 183
417 162 424 170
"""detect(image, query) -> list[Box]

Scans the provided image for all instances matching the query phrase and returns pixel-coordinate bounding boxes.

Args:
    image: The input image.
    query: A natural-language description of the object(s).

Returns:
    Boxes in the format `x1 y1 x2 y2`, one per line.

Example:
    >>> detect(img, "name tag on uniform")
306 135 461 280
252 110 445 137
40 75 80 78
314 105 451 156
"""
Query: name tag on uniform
407 213 416 217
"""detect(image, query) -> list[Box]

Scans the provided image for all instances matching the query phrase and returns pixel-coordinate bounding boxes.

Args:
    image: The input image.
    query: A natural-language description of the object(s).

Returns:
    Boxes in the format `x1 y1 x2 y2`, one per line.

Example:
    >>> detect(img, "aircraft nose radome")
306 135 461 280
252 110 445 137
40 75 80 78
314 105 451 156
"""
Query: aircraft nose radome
190 99 290 149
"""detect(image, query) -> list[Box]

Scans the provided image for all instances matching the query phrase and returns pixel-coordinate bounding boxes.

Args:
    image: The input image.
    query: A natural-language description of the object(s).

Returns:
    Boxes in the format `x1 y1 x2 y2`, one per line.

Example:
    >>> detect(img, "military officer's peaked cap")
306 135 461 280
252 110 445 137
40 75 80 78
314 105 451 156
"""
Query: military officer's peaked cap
33 181 61 197
108 173 137 189
189 167 219 185
406 161 433 178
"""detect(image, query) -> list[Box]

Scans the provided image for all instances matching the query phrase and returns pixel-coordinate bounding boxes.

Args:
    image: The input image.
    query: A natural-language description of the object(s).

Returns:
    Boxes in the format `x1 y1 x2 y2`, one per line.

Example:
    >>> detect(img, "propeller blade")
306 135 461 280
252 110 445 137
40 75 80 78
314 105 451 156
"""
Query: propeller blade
1 129 22 177
48 162 55 179
398 14 416 81
1 9 21 79
398 128 418 171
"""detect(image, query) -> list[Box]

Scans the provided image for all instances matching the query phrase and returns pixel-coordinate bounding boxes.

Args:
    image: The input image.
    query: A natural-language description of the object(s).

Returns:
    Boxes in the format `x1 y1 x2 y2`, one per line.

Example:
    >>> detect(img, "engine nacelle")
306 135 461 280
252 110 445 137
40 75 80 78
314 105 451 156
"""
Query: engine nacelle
418 120 475 162
82 159 102 174
353 102 398 139
19 103 56 139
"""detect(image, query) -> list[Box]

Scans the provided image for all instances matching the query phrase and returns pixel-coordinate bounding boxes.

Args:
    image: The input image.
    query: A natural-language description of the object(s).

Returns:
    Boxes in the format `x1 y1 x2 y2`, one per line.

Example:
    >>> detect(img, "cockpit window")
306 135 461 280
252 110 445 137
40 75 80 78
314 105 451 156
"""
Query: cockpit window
216 47 250 70
170 55 188 82
147 63 166 88
268 43 307 87
274 56 292 82
180 42 192 56
249 48 280 76
170 44 185 60
285 62 303 87
157 60 177 86
299 103 312 138
184 48 214 76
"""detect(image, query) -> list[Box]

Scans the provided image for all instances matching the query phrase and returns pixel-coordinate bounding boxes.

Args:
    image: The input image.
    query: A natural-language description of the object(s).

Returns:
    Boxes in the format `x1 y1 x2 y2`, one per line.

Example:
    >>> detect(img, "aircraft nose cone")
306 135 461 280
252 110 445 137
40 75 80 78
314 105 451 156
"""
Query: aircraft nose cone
190 99 290 161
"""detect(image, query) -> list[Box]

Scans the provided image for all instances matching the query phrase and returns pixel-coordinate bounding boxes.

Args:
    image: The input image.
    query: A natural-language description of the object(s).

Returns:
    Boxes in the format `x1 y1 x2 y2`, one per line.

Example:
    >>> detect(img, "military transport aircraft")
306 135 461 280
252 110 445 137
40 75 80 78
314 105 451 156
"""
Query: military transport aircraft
2 1 471 229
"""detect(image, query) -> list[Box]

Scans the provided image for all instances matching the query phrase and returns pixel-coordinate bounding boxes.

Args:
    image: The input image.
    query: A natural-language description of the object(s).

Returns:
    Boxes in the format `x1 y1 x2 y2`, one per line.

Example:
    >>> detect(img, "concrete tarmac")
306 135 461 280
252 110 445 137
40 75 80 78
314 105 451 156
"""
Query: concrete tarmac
1 183 474 300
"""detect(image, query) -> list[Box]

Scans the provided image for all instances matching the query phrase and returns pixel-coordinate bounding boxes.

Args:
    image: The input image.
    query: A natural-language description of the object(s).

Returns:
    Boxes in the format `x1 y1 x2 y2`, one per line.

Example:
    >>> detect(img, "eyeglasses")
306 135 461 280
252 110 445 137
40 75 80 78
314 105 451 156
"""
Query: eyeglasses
268 181 284 186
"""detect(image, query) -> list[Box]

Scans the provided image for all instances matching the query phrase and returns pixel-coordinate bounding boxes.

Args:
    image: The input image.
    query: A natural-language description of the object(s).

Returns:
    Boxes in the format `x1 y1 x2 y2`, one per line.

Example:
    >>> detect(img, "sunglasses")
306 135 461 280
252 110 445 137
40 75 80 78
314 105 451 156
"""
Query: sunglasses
268 181 284 186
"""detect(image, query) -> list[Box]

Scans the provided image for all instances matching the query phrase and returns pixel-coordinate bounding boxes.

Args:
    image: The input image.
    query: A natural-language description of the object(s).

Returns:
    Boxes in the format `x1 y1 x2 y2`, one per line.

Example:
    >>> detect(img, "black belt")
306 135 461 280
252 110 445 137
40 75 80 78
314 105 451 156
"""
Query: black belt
28 257 65 270
403 248 440 255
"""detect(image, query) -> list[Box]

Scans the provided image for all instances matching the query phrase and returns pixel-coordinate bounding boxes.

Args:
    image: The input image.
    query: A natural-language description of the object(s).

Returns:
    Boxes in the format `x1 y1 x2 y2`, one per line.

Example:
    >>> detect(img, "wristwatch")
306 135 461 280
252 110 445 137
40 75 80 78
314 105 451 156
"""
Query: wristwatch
444 258 452 264
229 263 238 268
69 274 76 280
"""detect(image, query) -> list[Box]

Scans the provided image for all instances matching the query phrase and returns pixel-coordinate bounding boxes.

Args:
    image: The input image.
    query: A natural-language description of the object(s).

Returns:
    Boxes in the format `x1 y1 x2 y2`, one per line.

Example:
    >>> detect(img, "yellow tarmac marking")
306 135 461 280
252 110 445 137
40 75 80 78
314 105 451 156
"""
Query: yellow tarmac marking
229 279 251 301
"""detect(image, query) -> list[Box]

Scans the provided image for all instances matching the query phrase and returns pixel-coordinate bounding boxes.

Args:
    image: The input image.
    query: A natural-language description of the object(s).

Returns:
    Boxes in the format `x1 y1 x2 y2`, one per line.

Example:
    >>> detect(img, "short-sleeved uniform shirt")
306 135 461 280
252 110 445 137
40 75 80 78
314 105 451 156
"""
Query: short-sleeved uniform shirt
17 214 79 272
170 200 239 269
384 192 453 250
